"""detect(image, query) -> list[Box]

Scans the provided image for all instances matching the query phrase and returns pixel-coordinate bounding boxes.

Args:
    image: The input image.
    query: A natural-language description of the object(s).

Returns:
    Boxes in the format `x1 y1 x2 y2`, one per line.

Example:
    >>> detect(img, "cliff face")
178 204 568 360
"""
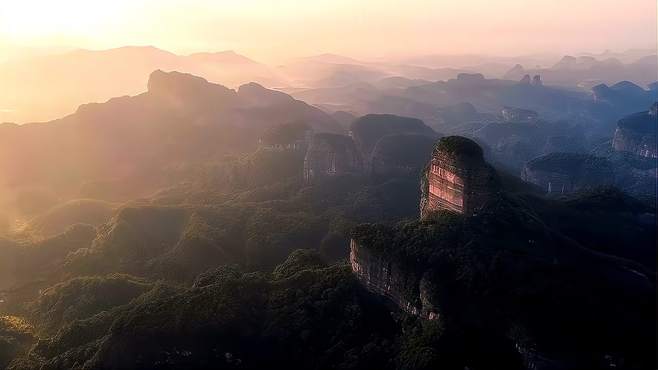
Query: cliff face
349 135 655 369
303 133 363 183
349 240 438 320
612 105 657 158
420 136 498 218
521 153 614 194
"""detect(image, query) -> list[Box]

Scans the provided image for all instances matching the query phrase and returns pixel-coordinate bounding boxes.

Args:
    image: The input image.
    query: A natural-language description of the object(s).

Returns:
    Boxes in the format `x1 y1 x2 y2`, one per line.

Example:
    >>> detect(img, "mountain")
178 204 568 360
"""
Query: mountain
0 46 285 123
504 54 657 88
351 137 655 369
522 153 615 194
0 70 341 206
612 103 658 158
1 130 655 370
350 114 438 163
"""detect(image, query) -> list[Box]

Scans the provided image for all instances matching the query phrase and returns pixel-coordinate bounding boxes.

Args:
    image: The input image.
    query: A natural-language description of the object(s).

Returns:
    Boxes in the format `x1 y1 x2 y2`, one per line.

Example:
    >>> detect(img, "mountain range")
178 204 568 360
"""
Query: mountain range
2 46 654 124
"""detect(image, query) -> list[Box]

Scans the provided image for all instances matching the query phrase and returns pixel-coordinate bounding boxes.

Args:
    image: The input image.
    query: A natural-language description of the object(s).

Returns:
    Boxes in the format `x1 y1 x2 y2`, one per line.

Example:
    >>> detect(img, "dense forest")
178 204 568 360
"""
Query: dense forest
0 66 655 369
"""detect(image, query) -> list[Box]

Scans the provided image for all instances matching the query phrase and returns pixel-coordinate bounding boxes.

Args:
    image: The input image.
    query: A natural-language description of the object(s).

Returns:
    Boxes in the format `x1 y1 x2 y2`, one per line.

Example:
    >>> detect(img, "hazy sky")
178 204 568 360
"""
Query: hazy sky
0 0 655 62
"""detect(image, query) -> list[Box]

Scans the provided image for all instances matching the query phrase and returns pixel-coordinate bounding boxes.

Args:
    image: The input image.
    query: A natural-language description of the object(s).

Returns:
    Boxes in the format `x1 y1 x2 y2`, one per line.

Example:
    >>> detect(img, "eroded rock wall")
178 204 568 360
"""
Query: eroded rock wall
612 106 657 158
350 240 438 320
612 128 657 158
522 153 614 195
303 133 362 183
420 137 498 218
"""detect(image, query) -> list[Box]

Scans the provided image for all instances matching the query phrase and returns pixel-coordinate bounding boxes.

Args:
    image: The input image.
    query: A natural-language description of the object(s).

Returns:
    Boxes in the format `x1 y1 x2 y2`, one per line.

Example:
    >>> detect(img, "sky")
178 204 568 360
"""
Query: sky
0 0 656 62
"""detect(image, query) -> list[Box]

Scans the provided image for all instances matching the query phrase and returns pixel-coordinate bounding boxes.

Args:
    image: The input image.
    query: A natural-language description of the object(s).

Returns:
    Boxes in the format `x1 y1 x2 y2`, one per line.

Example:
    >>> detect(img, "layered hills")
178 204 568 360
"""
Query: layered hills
0 70 341 207
0 60 655 370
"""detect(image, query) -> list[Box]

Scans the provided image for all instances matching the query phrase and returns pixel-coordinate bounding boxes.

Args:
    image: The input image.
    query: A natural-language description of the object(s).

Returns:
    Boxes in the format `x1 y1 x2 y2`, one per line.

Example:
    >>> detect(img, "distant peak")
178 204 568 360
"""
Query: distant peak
456 73 485 82
147 70 234 98
237 82 293 105
238 81 266 90
553 55 578 69
611 80 643 91
188 50 257 64
148 69 209 91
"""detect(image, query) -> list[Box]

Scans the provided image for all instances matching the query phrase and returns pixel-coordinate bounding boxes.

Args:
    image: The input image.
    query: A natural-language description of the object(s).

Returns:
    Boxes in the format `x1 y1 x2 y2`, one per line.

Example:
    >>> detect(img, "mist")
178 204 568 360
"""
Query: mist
0 1 656 369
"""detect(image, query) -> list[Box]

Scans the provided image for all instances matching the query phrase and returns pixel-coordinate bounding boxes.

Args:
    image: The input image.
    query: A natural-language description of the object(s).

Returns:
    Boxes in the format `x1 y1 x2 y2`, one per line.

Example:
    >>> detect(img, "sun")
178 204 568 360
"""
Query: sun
0 0 125 42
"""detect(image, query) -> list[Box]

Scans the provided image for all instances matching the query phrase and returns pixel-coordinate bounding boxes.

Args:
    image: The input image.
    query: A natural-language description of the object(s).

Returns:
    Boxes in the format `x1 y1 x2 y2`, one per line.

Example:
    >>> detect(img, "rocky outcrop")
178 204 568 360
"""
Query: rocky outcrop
350 114 436 165
369 134 436 178
455 73 486 83
420 136 498 217
522 153 614 194
501 106 539 123
303 133 362 183
504 64 525 80
349 239 438 320
592 82 657 113
612 104 657 158
520 74 531 85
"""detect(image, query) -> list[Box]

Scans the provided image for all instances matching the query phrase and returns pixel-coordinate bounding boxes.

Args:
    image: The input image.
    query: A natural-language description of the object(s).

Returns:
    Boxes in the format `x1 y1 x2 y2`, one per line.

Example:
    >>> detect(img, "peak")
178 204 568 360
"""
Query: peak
237 82 293 105
553 55 578 68
146 70 236 103
456 73 485 82
611 80 643 91
433 136 484 161
147 70 211 93
188 50 256 64
238 82 267 91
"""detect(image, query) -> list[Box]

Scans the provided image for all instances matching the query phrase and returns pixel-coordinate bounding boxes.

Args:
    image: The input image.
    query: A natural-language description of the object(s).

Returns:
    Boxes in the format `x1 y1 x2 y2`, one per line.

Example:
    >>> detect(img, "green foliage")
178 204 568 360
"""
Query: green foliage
24 199 116 238
433 136 483 159
351 191 655 369
0 316 35 369
525 152 612 175
12 258 397 370
272 249 326 279
29 274 153 335
260 122 309 145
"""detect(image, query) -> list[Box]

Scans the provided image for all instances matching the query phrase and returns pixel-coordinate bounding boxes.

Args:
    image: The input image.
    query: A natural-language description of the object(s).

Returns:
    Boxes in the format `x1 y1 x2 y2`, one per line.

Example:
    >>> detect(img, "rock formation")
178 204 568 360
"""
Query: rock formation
501 106 539 123
592 82 657 113
420 136 498 218
522 153 614 194
369 134 436 178
349 239 438 320
455 72 486 83
519 74 531 85
349 114 437 166
303 133 362 183
347 133 654 368
612 104 657 158
531 74 543 86
504 64 526 80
